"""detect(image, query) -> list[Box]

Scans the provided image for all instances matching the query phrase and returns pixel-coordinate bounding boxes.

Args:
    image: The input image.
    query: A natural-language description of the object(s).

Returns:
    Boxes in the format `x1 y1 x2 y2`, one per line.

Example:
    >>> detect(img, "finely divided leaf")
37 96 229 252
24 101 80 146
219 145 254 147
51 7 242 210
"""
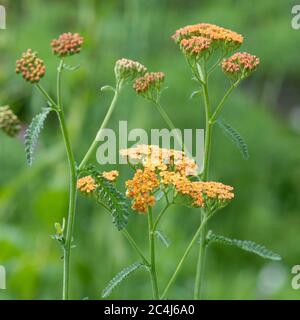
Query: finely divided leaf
24 108 51 165
217 119 249 160
155 230 171 248
206 231 282 261
102 262 143 298
88 166 130 230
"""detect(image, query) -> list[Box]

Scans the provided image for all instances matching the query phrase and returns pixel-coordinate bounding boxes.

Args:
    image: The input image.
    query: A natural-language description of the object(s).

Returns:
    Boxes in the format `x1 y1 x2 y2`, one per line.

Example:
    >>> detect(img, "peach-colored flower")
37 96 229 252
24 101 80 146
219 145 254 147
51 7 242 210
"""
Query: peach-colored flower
222 52 260 78
102 170 119 182
16 49 46 83
51 32 84 57
77 176 97 194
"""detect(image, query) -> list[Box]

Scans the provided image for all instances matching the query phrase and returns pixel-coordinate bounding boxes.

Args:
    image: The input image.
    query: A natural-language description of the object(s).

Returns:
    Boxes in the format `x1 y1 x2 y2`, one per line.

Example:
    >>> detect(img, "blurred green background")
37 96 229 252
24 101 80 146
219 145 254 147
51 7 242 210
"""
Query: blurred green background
0 0 300 299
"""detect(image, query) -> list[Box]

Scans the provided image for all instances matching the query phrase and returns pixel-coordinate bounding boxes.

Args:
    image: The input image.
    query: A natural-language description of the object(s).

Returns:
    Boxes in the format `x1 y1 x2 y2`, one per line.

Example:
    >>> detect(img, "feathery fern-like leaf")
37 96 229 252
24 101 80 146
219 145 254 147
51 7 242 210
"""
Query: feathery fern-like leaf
102 262 143 298
206 231 282 261
155 230 171 248
88 166 130 230
217 119 249 160
24 108 51 165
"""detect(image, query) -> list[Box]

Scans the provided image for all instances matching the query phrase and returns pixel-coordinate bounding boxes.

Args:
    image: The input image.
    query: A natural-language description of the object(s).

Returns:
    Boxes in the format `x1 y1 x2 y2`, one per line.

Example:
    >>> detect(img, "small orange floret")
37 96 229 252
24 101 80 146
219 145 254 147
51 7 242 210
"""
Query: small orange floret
77 175 97 194
102 170 119 182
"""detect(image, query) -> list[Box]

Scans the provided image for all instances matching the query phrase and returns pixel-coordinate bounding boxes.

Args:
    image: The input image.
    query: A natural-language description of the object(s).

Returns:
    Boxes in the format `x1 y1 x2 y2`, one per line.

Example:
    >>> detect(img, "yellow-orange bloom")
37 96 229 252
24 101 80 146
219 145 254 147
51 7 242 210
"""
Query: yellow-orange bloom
120 145 198 176
102 170 119 182
126 168 159 213
172 23 243 49
77 175 97 194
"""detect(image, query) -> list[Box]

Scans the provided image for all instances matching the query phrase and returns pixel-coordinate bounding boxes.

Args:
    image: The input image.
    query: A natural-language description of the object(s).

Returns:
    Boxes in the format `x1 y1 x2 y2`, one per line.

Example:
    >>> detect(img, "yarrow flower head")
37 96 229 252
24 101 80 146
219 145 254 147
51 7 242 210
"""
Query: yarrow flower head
172 23 243 53
0 106 21 137
102 170 119 182
180 36 212 60
51 32 84 57
120 144 198 176
77 175 97 195
122 145 234 214
133 72 165 99
114 58 147 83
15 49 46 83
222 52 260 79
126 168 159 213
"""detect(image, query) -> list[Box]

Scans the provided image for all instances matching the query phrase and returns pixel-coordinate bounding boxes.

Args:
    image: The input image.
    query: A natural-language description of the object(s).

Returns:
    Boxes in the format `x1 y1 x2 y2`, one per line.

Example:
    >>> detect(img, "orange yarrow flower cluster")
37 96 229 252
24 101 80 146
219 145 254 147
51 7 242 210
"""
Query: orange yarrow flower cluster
51 32 84 57
180 36 212 60
126 168 159 213
77 175 97 194
102 170 119 182
122 145 234 213
115 58 147 82
172 23 243 51
222 52 260 78
160 171 234 209
16 49 46 83
133 72 165 96
120 144 198 176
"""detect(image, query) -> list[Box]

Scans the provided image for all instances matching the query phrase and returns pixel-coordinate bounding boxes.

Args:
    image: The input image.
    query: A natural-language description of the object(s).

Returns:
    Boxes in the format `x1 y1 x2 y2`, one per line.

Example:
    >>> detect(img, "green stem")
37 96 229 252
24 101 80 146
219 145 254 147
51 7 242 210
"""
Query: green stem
161 217 208 299
56 59 78 300
98 201 150 266
78 81 122 171
153 203 170 231
122 229 150 267
210 79 241 123
193 210 207 299
35 83 57 108
148 207 160 299
194 64 211 300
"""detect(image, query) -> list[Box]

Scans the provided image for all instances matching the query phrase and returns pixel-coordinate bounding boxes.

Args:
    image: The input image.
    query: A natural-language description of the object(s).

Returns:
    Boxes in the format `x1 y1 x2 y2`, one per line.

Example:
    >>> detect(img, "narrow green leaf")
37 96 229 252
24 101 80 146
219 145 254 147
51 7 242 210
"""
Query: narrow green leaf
87 166 130 230
102 262 143 298
206 231 282 261
24 108 51 165
155 230 171 248
100 85 115 93
217 119 249 160
190 90 202 99
63 63 80 71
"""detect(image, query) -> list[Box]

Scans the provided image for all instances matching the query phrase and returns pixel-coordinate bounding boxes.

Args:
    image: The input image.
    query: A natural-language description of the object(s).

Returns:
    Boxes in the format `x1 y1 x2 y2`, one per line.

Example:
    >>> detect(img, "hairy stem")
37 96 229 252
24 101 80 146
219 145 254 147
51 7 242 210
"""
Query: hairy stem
56 59 78 300
78 81 122 171
161 217 208 299
148 207 160 299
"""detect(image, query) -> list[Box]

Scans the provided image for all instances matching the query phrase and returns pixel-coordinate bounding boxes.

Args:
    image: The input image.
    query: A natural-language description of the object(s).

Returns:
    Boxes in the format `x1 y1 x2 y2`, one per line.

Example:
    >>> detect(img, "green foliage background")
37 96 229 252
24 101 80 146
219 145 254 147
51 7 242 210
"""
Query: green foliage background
0 0 299 299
